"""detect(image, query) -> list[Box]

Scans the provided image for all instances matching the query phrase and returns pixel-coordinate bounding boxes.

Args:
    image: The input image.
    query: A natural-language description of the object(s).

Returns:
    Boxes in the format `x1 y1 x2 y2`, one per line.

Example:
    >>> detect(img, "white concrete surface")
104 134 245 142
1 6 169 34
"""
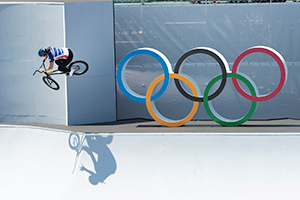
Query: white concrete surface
1 125 300 200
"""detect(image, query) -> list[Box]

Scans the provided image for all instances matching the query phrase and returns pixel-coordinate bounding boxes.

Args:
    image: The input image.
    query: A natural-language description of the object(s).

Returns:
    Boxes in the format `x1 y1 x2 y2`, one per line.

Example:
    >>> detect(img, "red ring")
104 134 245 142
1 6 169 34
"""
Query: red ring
232 46 287 102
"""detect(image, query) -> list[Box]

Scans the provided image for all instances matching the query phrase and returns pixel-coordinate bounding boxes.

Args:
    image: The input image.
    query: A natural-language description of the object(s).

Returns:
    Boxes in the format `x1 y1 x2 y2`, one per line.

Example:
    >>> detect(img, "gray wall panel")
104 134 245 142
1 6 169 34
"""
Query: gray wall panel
115 3 300 121
0 3 66 124
65 1 116 125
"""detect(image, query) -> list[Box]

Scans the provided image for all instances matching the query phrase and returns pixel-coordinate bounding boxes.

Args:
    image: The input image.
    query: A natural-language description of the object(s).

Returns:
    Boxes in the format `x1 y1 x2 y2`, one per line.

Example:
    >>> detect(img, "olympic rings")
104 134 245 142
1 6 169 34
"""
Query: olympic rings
231 46 288 102
146 73 200 127
174 47 230 102
116 48 173 103
203 73 257 127
117 46 288 127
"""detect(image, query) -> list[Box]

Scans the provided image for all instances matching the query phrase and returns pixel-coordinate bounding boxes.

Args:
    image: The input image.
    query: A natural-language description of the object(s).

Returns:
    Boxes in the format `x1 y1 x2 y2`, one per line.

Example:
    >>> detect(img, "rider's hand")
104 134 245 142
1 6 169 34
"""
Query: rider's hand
80 165 86 171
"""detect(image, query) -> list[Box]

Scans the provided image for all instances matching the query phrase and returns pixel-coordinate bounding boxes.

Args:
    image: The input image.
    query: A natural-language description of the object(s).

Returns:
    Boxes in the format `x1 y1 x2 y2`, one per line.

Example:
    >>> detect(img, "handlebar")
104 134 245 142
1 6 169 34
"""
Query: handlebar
33 59 47 76
33 69 42 76
33 60 60 76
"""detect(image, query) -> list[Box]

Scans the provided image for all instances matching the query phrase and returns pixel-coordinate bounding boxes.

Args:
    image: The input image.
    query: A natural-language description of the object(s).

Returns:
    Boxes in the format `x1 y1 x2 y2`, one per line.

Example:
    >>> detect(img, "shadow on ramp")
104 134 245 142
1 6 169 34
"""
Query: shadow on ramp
68 133 117 185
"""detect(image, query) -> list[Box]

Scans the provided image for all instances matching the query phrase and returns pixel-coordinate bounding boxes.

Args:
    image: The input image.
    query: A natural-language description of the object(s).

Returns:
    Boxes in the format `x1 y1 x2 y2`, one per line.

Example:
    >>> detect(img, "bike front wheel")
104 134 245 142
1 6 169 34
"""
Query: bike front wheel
68 133 80 150
42 76 60 90
69 60 89 75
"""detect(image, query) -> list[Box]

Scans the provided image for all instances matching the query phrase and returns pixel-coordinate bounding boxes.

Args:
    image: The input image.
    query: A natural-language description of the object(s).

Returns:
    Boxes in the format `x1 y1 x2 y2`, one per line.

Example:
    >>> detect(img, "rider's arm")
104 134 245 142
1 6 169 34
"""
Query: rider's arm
47 62 54 70
40 61 54 71
40 51 53 71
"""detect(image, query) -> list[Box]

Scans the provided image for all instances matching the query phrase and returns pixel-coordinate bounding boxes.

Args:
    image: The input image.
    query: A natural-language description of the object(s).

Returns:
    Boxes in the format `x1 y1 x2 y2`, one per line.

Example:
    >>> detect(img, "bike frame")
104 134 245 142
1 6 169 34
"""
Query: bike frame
33 59 88 91
33 59 64 78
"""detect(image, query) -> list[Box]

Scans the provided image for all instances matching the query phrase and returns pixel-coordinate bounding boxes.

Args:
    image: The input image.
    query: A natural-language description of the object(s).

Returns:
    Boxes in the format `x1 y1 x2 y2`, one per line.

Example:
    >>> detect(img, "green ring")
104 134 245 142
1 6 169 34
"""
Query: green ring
203 73 257 127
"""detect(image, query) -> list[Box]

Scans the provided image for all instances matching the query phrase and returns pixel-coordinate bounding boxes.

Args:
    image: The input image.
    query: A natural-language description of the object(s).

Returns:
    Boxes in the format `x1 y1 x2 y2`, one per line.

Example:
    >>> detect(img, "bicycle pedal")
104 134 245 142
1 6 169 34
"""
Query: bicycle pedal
74 66 80 71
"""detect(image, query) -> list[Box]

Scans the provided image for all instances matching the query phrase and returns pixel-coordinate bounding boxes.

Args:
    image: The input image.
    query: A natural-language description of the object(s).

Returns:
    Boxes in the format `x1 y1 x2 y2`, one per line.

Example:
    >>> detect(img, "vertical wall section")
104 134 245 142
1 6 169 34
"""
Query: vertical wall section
65 1 116 125
0 3 66 125
0 2 116 126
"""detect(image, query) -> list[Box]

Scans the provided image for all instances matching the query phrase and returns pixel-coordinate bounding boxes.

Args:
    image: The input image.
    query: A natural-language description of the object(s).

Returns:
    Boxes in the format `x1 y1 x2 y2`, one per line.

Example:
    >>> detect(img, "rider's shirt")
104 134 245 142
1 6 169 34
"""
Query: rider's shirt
47 47 69 63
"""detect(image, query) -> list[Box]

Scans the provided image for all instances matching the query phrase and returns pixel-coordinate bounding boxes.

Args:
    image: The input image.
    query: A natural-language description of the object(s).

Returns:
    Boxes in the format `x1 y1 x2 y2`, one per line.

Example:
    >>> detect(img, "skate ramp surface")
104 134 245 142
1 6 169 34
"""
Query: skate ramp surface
1 121 300 200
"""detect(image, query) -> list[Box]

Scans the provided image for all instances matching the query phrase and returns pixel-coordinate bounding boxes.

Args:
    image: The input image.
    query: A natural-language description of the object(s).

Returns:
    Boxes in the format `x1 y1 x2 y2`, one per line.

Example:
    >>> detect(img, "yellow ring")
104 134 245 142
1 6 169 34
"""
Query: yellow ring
146 73 199 127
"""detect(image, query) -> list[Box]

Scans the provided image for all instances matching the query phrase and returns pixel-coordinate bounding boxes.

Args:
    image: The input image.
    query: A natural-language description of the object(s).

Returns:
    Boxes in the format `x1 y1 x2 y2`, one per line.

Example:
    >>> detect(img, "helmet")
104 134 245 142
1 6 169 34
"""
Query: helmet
38 48 47 57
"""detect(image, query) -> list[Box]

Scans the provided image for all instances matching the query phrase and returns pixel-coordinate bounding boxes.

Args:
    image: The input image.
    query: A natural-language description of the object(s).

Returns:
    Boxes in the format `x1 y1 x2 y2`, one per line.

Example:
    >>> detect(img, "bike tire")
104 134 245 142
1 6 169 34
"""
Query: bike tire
68 133 80 150
69 60 89 75
42 76 60 90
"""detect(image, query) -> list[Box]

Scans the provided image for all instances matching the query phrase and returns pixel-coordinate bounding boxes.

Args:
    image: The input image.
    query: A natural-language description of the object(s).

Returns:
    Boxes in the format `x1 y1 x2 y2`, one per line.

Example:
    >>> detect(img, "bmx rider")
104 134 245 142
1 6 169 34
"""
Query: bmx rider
38 46 76 76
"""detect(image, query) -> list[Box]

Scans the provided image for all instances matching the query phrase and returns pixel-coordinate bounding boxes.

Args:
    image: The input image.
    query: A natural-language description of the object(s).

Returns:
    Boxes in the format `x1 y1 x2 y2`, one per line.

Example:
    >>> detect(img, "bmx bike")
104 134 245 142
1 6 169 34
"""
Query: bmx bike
33 59 89 90
68 132 86 173
69 132 85 151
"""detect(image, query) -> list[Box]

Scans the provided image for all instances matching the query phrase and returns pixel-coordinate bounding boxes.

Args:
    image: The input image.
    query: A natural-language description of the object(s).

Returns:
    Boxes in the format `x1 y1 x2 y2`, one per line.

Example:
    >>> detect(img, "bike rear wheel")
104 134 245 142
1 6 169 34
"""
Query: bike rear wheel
42 76 60 90
69 60 89 75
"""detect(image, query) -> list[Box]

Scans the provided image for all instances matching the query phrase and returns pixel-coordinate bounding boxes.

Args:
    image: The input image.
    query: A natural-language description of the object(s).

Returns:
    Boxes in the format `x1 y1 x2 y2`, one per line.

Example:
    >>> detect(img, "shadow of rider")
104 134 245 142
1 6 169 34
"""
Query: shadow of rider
79 135 116 185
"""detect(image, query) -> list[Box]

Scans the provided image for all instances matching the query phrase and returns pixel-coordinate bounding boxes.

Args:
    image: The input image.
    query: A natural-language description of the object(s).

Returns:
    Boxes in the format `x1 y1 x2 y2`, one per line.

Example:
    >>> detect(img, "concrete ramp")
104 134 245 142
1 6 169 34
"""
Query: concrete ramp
0 126 75 200
1 125 300 200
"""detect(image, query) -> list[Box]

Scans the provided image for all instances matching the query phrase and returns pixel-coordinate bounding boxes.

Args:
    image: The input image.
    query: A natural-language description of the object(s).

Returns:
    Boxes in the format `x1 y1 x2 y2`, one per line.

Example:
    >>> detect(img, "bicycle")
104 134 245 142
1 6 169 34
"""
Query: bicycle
68 132 86 173
33 59 89 90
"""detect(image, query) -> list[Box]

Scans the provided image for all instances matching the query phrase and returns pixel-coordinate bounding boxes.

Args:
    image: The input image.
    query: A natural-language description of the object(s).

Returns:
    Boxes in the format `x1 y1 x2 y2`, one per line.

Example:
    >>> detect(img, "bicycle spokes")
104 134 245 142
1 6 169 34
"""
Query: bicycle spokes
42 76 60 90
69 61 89 75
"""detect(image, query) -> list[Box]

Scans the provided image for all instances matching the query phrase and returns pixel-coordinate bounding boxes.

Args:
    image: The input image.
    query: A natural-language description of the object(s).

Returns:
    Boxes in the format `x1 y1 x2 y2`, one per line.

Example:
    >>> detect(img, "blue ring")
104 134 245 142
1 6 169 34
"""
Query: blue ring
117 48 171 103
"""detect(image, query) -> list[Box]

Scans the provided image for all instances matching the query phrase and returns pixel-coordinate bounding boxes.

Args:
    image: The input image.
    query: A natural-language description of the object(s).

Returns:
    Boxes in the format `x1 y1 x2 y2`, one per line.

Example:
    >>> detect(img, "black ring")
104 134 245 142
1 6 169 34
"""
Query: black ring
174 48 228 102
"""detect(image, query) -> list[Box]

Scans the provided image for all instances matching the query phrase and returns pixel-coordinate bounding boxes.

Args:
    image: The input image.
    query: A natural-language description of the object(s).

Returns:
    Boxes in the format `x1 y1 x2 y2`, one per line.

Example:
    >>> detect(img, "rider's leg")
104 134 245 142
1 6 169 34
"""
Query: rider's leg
57 49 73 73
55 59 64 66
57 61 69 73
